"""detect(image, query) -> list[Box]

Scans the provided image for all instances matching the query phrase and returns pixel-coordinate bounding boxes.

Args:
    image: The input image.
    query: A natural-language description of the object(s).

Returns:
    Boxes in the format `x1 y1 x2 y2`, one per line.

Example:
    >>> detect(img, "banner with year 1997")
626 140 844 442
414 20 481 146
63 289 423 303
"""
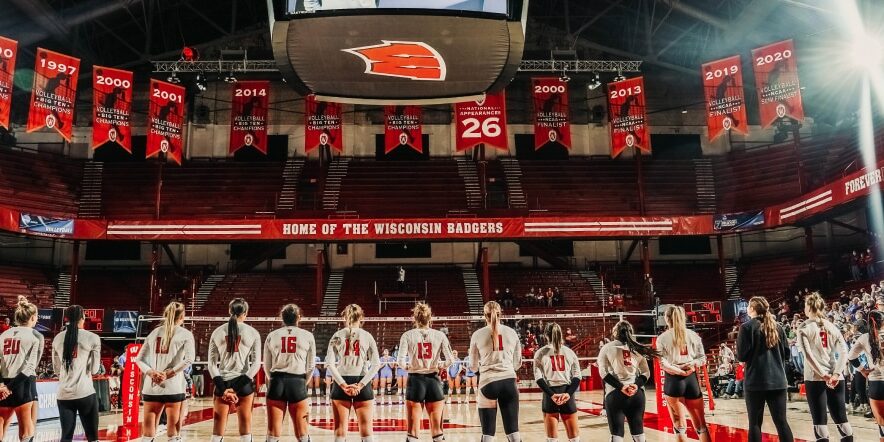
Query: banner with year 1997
147 79 186 165
92 66 133 152
27 48 80 141
752 39 804 128
230 81 269 155
702 55 748 141
0 36 17 130
532 77 571 150
607 76 650 157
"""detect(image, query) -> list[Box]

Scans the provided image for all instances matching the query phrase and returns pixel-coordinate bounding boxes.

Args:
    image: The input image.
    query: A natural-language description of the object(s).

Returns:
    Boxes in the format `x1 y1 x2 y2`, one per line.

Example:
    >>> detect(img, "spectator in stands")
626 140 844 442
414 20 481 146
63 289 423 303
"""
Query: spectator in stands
712 361 733 398
725 362 745 398
788 336 803 374
501 289 514 309
537 288 548 306
552 287 563 306
397 266 406 291
777 301 790 318
839 291 850 305
564 328 577 347
847 297 862 316
727 325 740 341
545 288 554 307
866 248 877 279
641 274 655 301
524 288 536 306
719 342 735 365
851 250 862 280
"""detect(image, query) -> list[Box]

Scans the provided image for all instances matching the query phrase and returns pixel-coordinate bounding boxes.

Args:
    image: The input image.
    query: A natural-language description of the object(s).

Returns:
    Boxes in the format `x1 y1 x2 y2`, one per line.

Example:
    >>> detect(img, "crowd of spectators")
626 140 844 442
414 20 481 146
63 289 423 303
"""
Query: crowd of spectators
503 319 580 358
495 286 565 308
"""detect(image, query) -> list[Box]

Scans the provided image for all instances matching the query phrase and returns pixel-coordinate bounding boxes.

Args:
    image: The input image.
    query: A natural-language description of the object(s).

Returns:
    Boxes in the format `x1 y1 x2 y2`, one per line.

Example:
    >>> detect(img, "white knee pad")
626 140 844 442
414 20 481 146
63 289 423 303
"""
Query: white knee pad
506 432 521 442
673 427 687 435
631 435 646 442
239 435 252 442
266 437 279 442
813 424 830 440
837 422 853 437
477 389 497 408
609 437 624 442
482 436 496 442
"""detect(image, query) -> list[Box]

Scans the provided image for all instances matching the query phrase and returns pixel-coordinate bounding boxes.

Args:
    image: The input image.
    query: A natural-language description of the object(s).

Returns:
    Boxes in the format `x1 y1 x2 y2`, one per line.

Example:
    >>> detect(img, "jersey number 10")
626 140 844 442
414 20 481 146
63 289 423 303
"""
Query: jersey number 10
280 336 298 354
3 339 20 355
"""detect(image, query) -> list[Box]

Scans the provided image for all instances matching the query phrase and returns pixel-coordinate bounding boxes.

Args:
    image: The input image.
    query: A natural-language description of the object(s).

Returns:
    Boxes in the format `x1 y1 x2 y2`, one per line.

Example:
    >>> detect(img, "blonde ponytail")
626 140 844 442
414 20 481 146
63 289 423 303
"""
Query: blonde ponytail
805 292 827 326
412 302 432 328
161 302 185 352
484 301 502 350
665 305 688 352
341 304 364 342
750 296 780 348
13 296 36 326
547 322 563 354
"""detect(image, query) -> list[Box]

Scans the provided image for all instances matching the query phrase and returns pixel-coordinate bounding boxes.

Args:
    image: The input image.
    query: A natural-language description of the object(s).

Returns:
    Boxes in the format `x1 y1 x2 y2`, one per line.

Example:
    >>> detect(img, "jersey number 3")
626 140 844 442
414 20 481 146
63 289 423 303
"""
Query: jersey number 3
550 354 566 371
3 339 20 355
417 342 433 360
280 336 298 354
820 330 828 349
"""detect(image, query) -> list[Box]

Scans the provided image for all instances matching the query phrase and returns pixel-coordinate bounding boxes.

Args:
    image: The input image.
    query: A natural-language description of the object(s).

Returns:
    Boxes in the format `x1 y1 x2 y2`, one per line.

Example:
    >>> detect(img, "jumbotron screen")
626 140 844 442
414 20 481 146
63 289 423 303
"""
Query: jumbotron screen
285 0 507 15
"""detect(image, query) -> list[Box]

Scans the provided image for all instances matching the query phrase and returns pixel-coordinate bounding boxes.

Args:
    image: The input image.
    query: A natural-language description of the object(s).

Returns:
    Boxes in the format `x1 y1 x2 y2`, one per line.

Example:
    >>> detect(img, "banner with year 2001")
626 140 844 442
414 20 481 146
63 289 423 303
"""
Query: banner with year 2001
27 48 80 141
92 66 133 152
607 76 650 158
0 36 17 130
702 55 749 141
752 39 804 128
147 79 186 165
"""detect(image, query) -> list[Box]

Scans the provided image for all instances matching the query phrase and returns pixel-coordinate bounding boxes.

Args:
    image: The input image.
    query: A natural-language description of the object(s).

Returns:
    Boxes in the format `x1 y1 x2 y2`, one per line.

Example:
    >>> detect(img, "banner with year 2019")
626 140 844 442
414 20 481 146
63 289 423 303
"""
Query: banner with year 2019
230 81 269 155
532 77 571 149
752 39 804 128
607 76 650 158
455 91 508 151
147 79 186 165
27 48 80 141
92 66 133 152
305 95 343 153
702 55 749 141
0 36 17 130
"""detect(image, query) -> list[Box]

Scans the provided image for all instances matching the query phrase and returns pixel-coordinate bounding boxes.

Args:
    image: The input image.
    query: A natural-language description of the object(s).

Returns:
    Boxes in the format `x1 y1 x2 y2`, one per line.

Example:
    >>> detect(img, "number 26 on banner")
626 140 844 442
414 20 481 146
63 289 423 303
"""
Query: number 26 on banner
460 117 502 139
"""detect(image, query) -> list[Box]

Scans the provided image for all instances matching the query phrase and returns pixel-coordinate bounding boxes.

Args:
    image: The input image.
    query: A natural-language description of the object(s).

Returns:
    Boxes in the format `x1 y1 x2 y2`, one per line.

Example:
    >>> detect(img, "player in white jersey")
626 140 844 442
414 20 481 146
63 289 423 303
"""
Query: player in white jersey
397 302 455 442
655 305 710 442
263 304 316 442
326 304 380 442
135 302 195 442
849 309 884 440
28 323 42 432
208 298 262 442
533 323 582 442
0 296 41 442
52 305 102 442
799 293 852 442
468 301 522 442
598 320 658 442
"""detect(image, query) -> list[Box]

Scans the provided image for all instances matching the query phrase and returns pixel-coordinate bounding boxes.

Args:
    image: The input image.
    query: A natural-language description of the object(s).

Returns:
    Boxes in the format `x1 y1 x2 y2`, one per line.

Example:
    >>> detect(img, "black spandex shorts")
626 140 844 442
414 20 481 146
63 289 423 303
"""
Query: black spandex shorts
330 376 374 402
213 375 255 398
405 373 444 403
541 385 577 415
664 372 702 400
142 394 186 403
30 379 38 402
0 376 36 408
869 380 884 400
267 373 308 403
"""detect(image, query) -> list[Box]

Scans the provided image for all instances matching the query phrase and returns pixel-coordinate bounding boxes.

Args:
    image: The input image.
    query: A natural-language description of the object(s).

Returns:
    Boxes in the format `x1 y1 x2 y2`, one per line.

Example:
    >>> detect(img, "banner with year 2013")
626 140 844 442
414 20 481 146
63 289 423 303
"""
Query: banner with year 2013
92 66 134 152
27 48 80 141
147 79 186 165
0 36 17 130
702 55 749 141
752 39 804 128
607 76 650 158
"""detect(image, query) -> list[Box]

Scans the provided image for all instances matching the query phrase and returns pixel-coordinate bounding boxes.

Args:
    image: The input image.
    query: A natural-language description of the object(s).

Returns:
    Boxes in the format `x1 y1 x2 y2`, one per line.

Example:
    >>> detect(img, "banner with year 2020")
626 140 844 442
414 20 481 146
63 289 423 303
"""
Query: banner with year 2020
230 80 269 155
27 48 80 141
455 91 508 151
0 36 17 130
702 55 749 141
532 77 571 150
752 39 804 128
607 76 650 157
92 66 133 152
147 79 186 165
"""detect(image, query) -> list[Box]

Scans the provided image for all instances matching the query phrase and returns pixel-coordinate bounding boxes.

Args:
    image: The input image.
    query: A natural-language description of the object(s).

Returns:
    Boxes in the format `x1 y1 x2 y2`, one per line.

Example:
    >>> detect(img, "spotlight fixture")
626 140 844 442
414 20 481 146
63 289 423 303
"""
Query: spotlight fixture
587 72 601 90
681 108 688 114
167 72 181 84
195 73 207 92
224 72 237 83
613 74 626 82
559 70 571 83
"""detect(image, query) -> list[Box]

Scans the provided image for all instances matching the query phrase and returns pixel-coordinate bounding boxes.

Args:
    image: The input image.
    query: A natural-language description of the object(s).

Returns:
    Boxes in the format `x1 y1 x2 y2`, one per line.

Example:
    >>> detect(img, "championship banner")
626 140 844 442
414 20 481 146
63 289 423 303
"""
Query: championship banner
455 91 508 151
147 79 186 165
607 76 650 158
305 95 343 152
702 55 749 140
752 39 804 128
384 105 423 153
26 48 80 141
121 343 143 439
92 66 133 151
0 36 17 130
230 81 269 155
532 77 571 149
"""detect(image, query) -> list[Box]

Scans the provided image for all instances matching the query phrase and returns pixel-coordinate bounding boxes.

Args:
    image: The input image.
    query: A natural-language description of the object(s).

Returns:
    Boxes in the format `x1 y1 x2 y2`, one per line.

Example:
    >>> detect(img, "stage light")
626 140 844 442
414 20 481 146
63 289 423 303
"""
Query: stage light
559 71 571 83
195 73 207 91
167 72 181 84
681 109 688 114
587 72 601 90
181 46 198 62
224 72 237 83
848 33 883 71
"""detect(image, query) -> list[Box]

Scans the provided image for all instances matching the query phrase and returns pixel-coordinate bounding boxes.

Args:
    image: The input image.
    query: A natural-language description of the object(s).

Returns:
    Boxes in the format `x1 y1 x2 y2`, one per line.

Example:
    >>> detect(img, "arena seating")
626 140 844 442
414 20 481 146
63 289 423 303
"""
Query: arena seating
484 267 598 312
0 264 55 309
738 256 813 300
198 270 319 317
649 263 722 303
517 158 640 214
713 145 803 212
76 269 153 311
0 149 83 217
643 160 701 214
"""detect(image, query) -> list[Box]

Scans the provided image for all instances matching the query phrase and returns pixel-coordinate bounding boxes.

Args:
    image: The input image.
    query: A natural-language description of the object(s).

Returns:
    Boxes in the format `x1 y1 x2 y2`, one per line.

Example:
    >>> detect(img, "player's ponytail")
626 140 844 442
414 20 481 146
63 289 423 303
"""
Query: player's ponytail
227 298 249 353
412 302 432 328
161 302 185 353
546 322 563 354
749 296 780 348
805 292 827 327
484 301 502 351
665 305 687 352
870 310 884 364
612 320 659 359
341 304 364 342
62 305 84 371
13 295 37 326
281 303 301 327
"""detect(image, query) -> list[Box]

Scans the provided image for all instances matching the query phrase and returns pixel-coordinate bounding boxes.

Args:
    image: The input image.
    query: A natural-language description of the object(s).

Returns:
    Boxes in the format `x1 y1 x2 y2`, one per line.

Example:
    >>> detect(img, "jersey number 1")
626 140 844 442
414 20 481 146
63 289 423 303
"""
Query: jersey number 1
3 339 20 355
280 336 298 353
550 354 565 371
417 342 433 360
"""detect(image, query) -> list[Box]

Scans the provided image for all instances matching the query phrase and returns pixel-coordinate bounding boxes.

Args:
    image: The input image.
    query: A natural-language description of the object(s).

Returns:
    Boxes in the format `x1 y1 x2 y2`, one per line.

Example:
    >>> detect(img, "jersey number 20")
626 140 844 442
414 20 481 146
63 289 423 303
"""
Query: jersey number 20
3 339 20 355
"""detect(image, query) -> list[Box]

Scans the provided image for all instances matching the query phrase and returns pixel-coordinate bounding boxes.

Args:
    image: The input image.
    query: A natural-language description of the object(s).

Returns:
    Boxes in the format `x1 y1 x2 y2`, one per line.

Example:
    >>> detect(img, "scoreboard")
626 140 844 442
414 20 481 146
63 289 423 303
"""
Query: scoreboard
83 309 104 332
684 302 722 324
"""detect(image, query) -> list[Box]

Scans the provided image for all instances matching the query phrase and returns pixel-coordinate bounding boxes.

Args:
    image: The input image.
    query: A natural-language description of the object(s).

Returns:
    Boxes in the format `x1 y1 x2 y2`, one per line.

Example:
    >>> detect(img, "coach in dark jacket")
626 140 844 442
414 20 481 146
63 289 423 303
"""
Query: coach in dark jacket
736 296 793 442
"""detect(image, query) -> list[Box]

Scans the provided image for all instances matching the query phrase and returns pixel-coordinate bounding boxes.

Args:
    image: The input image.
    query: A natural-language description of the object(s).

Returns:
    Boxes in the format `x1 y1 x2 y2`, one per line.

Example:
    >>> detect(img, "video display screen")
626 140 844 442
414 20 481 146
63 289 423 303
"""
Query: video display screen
287 0 507 14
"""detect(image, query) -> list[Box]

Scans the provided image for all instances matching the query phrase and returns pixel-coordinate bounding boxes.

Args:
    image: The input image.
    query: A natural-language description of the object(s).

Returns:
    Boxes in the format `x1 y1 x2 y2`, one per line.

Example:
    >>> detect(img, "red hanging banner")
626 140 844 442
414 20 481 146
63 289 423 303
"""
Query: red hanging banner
305 95 343 153
702 55 749 141
26 48 80 141
455 91 508 151
229 81 269 155
92 66 133 152
147 79 186 165
121 343 143 439
607 76 650 158
532 77 571 150
384 105 423 153
752 39 804 128
0 36 17 130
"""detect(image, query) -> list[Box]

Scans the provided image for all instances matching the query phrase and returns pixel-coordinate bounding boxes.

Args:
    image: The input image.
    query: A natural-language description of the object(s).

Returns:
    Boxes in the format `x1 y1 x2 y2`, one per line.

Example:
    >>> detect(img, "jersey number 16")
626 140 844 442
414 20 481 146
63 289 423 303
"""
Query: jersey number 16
280 336 298 354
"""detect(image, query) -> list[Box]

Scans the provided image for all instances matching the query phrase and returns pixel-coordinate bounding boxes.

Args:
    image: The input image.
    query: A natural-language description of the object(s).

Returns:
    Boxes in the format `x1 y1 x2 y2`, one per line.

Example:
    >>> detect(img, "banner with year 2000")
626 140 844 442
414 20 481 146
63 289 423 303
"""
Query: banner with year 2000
92 66 134 152
27 48 80 141
532 77 571 150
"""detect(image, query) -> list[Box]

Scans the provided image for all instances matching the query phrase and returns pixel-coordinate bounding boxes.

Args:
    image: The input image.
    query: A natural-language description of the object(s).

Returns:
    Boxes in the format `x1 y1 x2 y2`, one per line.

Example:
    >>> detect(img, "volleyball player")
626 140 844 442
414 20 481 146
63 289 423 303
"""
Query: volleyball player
533 323 582 442
655 305 710 442
310 354 322 402
462 354 477 401
28 319 42 433
263 304 316 442
0 296 41 442
598 320 658 442
135 301 195 442
395 349 409 401
326 304 380 442
468 301 522 442
208 298 262 442
798 293 852 442
377 349 395 403
446 349 463 404
397 302 455 442
848 309 884 441
52 305 101 442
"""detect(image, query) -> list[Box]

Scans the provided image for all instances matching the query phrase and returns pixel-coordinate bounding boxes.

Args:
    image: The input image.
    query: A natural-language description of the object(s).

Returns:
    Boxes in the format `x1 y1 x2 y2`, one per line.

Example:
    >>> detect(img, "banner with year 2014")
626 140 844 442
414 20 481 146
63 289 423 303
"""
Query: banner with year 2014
752 39 804 128
230 81 269 155
455 91 508 151
147 79 186 165
0 36 17 130
607 76 650 158
27 48 80 141
92 66 133 152
702 55 749 141
532 77 571 149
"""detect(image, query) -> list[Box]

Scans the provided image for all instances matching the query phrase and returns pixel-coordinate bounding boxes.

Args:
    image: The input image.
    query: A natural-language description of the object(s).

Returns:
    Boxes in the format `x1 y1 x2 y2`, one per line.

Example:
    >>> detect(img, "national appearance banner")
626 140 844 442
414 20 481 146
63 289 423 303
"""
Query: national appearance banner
455 91 508 151
0 36 17 130
752 39 804 128
147 79 186 165
702 55 749 140
230 81 269 155
305 95 343 153
27 48 80 141
607 76 650 157
92 66 133 151
384 105 423 153
532 77 571 149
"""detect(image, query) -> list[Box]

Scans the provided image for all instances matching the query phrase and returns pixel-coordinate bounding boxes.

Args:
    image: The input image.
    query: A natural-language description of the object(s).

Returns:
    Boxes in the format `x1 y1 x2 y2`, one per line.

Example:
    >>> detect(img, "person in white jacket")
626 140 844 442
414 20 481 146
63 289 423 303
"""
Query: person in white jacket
52 305 102 442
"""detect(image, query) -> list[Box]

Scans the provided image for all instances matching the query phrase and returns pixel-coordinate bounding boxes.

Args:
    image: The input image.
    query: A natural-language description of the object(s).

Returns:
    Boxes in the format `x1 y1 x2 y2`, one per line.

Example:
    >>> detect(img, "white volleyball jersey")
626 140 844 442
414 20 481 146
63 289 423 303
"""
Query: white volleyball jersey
263 326 316 376
32 329 43 368
656 328 706 375
52 328 101 400
848 332 884 381
533 344 581 387
207 322 262 381
0 327 42 378
397 328 454 375
135 325 196 396
597 340 650 394
797 318 848 381
468 324 521 388
326 327 380 386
